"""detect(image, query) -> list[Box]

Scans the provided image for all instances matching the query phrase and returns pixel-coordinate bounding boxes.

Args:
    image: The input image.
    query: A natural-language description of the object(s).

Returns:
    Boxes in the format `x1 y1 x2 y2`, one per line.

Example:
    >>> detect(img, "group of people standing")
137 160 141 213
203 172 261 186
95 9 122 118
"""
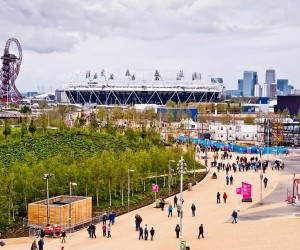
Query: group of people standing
138 224 155 241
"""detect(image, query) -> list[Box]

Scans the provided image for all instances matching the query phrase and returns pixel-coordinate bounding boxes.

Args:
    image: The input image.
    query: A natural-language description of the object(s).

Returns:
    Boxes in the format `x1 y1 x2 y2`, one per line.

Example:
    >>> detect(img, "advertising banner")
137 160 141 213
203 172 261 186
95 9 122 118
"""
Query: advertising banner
236 187 242 195
242 182 252 199
152 184 159 193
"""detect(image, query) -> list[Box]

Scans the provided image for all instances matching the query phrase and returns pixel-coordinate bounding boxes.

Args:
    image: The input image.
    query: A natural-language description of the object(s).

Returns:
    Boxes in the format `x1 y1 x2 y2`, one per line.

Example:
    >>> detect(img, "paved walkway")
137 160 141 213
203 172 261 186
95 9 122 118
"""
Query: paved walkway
4 152 300 250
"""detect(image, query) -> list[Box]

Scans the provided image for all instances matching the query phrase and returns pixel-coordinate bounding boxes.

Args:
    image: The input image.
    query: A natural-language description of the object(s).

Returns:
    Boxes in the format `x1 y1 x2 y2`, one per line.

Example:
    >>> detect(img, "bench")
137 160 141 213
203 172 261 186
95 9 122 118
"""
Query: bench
154 200 170 208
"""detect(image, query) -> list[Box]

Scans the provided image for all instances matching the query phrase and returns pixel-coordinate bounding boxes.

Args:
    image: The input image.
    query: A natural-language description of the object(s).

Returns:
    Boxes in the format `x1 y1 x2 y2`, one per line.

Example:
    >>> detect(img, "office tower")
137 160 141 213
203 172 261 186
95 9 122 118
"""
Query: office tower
254 84 262 97
270 83 277 98
265 69 276 84
238 79 243 91
277 79 288 94
262 83 268 97
265 69 276 97
243 71 258 97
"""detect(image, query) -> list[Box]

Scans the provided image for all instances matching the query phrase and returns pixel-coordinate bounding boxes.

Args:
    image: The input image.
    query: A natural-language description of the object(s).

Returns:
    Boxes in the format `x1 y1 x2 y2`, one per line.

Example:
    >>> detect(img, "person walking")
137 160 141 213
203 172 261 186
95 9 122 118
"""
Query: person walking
139 226 143 240
144 224 148 240
232 210 238 223
102 224 107 237
230 175 234 185
264 177 268 188
102 212 107 225
174 195 178 208
217 192 221 204
175 224 180 238
168 204 173 217
191 203 196 217
60 230 66 243
226 175 229 185
31 240 38 250
90 223 96 239
38 238 44 250
107 224 111 238
150 227 155 241
177 204 181 217
87 224 92 238
109 211 115 225
161 198 165 211
198 224 204 239
223 192 228 203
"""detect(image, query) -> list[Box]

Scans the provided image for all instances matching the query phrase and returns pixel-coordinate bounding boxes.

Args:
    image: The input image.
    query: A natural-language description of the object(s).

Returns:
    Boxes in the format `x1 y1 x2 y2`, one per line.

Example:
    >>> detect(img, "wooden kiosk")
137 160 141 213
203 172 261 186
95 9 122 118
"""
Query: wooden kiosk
28 195 92 227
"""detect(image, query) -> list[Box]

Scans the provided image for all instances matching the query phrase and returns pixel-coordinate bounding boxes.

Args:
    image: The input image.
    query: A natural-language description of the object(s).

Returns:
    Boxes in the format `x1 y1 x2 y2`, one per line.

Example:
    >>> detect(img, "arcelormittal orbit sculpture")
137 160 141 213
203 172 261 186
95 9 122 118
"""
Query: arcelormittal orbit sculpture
0 38 23 102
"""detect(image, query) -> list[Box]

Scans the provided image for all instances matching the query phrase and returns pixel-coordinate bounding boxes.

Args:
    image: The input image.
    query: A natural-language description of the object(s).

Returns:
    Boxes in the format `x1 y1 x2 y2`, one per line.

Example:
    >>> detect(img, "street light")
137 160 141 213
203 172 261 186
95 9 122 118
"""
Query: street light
128 169 135 212
43 173 54 226
193 146 196 184
69 182 77 198
177 156 187 250
69 182 77 226
205 139 208 168
259 145 264 204
168 160 175 197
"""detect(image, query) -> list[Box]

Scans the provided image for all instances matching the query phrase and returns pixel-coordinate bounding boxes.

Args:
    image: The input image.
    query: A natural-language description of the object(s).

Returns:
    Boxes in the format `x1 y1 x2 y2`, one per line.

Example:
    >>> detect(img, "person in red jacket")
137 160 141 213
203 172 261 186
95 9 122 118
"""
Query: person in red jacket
223 192 228 203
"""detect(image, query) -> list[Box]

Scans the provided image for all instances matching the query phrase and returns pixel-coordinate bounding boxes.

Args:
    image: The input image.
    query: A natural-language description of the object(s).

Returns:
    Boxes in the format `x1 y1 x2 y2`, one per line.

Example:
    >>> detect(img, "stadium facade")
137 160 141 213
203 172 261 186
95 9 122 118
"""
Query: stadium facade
62 71 224 105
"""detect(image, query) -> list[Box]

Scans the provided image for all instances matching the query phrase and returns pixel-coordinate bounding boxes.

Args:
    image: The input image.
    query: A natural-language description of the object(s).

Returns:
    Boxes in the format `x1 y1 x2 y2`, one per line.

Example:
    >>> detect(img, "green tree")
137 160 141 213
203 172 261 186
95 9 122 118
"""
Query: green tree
28 119 36 135
166 100 177 108
3 120 11 140
96 107 107 121
20 121 28 137
20 106 31 114
89 117 99 133
296 108 300 120
244 115 255 125
36 113 48 133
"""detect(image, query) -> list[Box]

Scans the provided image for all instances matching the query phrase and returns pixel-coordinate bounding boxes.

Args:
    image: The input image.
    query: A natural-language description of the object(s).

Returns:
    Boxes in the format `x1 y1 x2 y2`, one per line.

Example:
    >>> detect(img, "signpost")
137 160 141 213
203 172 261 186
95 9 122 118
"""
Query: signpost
152 184 159 205
241 182 252 202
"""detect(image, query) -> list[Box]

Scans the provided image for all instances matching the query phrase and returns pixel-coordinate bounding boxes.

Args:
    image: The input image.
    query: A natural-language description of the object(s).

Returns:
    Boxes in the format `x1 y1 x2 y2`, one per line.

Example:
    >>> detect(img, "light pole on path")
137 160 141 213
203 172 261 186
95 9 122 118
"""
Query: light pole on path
260 145 264 204
177 156 187 250
205 139 208 168
69 182 77 226
128 169 135 213
43 173 54 226
168 160 175 197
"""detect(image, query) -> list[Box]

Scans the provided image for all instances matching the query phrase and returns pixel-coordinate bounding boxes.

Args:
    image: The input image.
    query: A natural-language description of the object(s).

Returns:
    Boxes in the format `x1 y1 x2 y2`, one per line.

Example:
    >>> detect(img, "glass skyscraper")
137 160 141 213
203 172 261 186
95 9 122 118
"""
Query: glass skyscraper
243 71 258 97
265 69 276 97
238 79 243 92
277 79 288 94
265 69 276 84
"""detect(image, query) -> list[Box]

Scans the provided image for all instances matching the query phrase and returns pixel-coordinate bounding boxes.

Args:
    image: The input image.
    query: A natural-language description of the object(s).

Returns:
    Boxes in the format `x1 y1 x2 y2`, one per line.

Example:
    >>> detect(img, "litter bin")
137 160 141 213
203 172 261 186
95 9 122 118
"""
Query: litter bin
188 183 192 191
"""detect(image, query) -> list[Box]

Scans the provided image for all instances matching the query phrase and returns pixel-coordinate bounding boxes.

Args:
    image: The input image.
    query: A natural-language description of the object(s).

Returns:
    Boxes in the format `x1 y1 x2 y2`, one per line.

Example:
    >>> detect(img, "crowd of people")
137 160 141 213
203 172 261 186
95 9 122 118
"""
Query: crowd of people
20 146 282 249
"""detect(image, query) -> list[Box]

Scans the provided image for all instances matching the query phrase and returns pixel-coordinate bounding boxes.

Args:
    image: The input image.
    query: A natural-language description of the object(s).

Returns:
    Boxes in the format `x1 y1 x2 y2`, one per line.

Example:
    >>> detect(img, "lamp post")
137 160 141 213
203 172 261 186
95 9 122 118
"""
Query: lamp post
128 169 135 213
259 145 264 204
43 173 54 226
205 139 208 168
177 156 187 250
69 182 77 226
168 160 175 197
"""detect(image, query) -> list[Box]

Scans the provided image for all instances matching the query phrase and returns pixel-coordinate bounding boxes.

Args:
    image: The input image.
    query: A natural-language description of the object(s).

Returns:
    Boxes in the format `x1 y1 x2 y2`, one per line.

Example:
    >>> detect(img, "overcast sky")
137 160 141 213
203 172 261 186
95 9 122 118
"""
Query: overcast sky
1 0 300 93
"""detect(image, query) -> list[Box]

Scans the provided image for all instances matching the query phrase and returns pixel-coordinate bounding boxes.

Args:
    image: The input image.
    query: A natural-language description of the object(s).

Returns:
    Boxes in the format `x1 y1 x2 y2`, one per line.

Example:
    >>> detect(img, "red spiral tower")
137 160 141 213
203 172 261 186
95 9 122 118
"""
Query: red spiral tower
0 38 23 102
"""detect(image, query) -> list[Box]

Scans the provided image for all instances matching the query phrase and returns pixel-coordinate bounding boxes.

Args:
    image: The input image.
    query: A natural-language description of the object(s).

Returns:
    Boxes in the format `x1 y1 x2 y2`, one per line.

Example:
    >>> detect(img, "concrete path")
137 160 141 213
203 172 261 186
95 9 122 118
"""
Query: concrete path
4 152 300 250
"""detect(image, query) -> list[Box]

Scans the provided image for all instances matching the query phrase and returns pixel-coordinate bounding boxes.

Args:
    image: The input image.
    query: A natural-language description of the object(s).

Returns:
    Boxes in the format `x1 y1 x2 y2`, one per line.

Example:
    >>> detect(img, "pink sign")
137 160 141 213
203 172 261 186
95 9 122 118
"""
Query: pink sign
236 187 242 195
152 184 158 193
242 182 252 199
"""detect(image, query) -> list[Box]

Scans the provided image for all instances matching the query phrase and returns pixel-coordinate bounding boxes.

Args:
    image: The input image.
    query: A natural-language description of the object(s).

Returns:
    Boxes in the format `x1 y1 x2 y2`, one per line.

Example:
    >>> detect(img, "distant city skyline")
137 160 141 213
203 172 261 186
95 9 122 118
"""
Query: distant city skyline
0 0 300 92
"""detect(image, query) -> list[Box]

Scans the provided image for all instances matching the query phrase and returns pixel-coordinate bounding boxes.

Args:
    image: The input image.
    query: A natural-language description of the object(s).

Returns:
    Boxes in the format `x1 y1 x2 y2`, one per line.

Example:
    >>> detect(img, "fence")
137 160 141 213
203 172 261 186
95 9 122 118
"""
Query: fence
27 216 102 238
178 136 288 154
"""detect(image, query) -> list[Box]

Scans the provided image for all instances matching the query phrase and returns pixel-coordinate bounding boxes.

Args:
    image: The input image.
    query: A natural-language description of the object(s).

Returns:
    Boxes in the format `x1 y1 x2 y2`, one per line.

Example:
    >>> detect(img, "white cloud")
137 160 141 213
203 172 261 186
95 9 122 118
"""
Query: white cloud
0 0 299 91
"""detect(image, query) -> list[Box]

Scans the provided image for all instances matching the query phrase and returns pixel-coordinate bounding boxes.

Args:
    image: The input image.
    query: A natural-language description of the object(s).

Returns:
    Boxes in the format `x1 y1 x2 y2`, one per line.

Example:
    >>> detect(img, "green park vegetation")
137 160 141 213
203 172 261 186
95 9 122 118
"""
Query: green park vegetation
0 117 204 237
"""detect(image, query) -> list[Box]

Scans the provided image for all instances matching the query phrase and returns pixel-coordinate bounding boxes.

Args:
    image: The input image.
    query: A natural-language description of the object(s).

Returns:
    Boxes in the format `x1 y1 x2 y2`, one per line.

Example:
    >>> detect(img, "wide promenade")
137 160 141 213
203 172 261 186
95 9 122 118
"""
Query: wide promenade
4 151 300 250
